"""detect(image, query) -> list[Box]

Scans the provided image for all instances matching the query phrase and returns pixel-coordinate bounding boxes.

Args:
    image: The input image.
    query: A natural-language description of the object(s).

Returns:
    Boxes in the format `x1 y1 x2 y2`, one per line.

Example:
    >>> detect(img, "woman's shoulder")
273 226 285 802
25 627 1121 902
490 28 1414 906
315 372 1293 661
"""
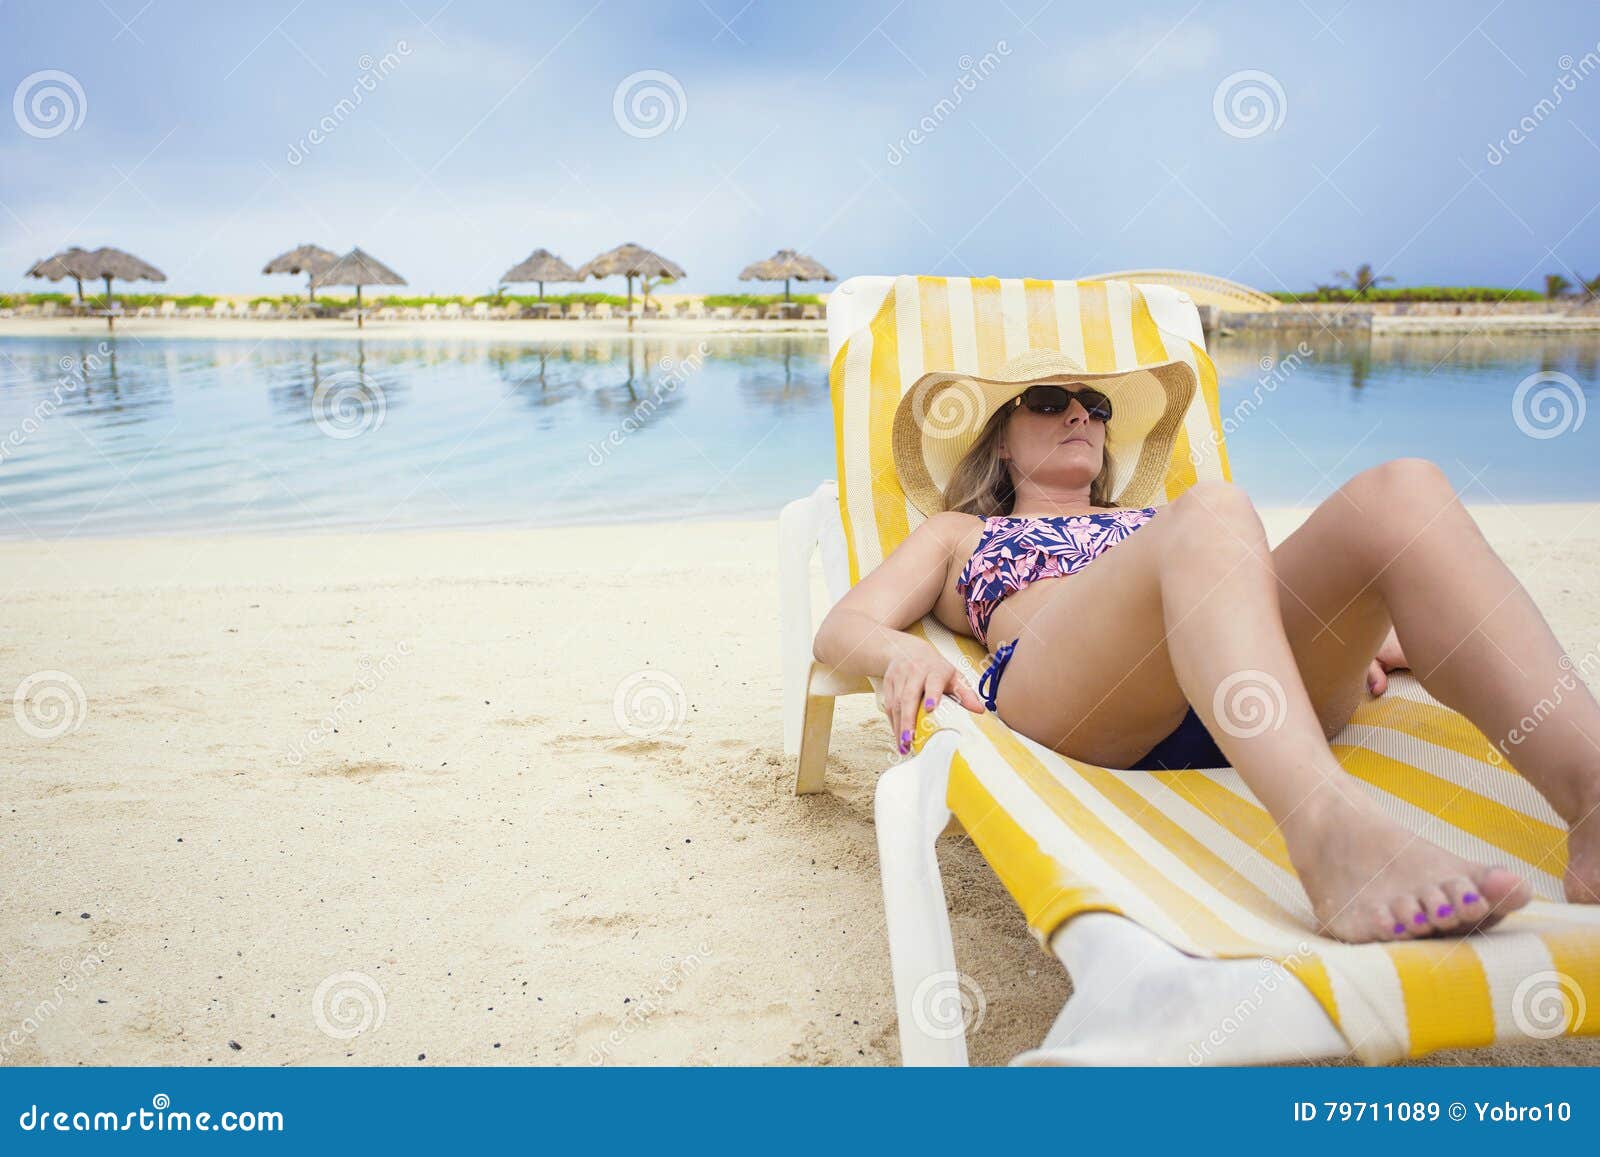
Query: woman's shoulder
917 510 986 545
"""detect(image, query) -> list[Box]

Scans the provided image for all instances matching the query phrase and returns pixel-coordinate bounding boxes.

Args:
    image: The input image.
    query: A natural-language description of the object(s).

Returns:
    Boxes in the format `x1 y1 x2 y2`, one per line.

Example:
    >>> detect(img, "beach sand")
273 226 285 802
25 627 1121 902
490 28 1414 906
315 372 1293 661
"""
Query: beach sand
4 507 1599 1066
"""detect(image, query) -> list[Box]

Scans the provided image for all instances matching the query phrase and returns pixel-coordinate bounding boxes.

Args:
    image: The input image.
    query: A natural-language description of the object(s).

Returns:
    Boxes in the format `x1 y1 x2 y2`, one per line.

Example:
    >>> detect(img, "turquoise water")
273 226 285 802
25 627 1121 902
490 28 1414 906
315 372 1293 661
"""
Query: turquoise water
0 331 1594 539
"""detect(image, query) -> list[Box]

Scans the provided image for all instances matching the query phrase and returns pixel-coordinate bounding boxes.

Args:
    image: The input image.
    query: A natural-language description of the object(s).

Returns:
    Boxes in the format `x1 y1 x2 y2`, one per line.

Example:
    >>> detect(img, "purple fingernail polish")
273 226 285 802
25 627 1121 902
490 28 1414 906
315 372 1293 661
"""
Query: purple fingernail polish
1413 912 1429 925
901 729 912 743
1393 923 1406 935
925 697 937 710
1462 892 1479 905
1436 904 1453 918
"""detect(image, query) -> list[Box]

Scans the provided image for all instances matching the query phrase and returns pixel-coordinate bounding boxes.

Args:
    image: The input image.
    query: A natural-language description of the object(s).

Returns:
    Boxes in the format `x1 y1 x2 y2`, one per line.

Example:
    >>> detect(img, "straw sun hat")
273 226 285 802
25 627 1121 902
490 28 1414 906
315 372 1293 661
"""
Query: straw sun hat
891 350 1198 516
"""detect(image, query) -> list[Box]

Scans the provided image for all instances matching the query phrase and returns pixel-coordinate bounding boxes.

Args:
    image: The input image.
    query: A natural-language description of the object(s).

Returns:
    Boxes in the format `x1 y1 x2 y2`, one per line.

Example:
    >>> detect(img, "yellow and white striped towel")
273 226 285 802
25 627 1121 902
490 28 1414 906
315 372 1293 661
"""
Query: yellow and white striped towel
831 275 1600 1064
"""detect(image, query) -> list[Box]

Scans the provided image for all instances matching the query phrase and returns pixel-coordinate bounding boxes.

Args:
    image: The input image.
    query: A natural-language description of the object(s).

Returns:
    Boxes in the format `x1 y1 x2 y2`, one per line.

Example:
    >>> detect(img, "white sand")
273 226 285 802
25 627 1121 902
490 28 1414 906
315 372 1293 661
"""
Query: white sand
3 508 1599 1066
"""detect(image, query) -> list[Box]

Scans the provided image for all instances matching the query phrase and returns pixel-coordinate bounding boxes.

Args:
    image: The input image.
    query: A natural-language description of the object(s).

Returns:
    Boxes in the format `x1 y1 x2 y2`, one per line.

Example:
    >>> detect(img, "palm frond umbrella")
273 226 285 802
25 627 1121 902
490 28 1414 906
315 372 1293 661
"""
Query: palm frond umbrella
26 246 97 303
501 248 578 301
575 242 686 312
311 247 407 328
738 248 834 302
50 247 167 330
263 244 339 302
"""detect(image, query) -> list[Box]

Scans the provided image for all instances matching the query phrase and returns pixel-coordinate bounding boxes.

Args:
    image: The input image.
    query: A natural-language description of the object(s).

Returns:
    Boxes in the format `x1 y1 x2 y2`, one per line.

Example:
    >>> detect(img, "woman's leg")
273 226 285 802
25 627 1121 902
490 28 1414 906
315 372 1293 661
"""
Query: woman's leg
994 479 1529 943
1271 458 1600 904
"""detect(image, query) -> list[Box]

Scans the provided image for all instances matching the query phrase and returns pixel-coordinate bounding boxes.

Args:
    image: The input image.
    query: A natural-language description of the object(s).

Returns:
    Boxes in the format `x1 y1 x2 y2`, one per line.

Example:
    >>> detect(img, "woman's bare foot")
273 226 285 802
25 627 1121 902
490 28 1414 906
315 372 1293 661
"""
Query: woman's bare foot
1280 778 1531 942
1561 789 1600 904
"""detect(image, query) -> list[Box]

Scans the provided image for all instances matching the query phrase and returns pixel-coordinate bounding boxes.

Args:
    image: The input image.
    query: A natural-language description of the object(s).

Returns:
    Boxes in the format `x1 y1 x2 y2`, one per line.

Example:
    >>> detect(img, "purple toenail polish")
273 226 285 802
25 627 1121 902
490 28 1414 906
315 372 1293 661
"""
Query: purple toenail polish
1462 892 1479 905
1413 912 1429 925
1393 922 1406 934
1436 904 1453 918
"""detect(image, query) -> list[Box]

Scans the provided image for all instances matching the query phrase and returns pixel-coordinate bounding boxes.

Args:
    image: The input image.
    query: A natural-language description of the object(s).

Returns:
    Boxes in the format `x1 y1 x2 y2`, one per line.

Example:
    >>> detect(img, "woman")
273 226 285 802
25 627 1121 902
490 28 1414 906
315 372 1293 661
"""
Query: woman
814 351 1600 944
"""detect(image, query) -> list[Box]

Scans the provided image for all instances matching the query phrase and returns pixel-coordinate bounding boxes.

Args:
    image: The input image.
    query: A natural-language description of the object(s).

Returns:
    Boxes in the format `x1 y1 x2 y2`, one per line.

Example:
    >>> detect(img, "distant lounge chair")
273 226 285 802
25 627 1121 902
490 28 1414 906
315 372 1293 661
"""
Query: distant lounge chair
377 307 400 321
40 301 59 318
443 301 463 319
184 305 206 319
763 304 784 320
592 303 614 320
255 302 276 319
472 302 491 320
402 307 421 320
159 301 177 318
801 304 821 320
421 303 440 321
737 306 759 320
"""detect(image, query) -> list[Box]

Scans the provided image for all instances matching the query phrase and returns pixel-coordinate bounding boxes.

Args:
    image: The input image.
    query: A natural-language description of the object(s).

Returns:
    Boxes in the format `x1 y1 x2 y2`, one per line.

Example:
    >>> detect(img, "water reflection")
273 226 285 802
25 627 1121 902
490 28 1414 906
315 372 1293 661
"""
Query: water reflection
0 330 1593 539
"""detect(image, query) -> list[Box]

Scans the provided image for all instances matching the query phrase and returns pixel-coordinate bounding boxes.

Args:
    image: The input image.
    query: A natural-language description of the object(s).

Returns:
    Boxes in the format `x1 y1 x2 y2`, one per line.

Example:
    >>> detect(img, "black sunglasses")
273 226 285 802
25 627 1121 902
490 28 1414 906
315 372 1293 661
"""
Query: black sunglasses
1013 384 1113 421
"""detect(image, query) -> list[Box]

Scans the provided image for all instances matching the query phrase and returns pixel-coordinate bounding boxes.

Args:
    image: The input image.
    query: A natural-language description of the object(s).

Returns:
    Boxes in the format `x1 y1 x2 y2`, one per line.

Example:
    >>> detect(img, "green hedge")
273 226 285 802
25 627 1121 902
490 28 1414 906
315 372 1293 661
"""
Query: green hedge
1271 286 1545 303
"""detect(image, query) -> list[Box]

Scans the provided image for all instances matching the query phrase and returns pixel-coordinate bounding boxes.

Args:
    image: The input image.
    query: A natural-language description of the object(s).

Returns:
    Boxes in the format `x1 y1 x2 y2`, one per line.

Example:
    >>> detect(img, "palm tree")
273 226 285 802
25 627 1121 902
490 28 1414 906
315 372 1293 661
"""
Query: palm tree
1544 273 1573 300
1583 273 1600 301
1333 262 1393 296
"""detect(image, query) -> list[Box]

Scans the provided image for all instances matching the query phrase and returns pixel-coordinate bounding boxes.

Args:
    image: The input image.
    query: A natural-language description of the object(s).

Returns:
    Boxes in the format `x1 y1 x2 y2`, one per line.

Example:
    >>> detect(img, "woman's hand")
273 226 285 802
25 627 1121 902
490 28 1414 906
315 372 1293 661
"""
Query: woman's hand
1367 627 1408 696
882 642 985 754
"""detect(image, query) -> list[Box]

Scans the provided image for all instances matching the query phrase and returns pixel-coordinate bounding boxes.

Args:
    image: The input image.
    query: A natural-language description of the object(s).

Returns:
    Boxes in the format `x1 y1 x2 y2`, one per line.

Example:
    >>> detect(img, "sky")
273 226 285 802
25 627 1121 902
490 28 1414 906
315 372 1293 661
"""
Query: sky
2 0 1599 297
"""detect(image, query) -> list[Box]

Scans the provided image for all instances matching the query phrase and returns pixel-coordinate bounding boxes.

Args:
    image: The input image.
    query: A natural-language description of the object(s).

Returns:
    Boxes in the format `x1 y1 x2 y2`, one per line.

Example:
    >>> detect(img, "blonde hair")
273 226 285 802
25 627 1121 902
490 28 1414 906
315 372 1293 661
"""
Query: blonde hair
941 404 1116 516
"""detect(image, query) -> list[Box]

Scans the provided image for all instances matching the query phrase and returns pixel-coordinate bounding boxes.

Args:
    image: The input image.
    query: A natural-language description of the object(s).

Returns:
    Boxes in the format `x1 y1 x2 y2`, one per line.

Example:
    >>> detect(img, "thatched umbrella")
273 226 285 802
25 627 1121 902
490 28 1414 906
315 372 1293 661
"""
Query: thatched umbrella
738 248 834 301
26 246 97 302
575 242 686 311
501 248 578 301
311 247 407 328
263 244 339 302
36 247 167 329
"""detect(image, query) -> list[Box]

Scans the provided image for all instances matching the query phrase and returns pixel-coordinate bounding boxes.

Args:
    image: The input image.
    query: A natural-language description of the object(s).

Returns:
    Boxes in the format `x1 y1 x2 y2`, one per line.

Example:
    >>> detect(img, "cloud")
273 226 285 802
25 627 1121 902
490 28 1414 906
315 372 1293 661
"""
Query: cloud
1060 18 1219 90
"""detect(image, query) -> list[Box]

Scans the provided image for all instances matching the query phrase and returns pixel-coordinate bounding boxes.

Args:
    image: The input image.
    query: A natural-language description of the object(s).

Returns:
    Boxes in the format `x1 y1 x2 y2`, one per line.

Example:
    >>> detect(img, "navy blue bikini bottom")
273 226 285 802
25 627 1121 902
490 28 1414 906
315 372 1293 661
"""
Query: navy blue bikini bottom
976 639 1227 771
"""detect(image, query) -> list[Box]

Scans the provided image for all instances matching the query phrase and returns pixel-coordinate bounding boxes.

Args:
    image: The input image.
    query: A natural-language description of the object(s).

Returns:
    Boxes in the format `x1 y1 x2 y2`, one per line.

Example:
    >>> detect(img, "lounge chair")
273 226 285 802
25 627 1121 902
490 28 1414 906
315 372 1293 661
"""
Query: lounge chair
801 304 821 320
737 306 759 321
684 301 707 320
255 302 276 319
713 307 734 321
377 307 399 321
421 303 440 321
184 305 206 319
472 302 491 320
763 304 785 320
781 274 1600 1066
40 301 58 318
593 303 614 320
443 301 463 319
159 301 177 318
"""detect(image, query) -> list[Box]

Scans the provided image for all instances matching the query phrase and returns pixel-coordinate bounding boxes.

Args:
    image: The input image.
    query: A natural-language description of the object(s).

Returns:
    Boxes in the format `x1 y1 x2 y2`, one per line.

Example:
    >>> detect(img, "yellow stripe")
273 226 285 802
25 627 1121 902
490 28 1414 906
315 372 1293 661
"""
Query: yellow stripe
1389 941 1496 1055
1281 953 1344 1035
917 277 953 373
1074 763 1309 928
970 277 1006 375
1130 286 1199 499
866 297 910 556
1353 691 1519 772
1538 930 1600 1035
828 342 863 585
1157 772 1296 875
1023 278 1060 352
1197 344 1232 482
951 713 1269 952
948 751 1124 935
1330 743 1567 874
1075 280 1114 371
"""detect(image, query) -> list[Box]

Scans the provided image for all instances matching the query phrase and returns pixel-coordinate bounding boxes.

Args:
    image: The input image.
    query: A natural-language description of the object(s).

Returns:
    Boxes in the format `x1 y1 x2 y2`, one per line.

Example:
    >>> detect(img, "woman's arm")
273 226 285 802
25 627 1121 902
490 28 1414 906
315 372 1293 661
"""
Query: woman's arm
814 513 985 752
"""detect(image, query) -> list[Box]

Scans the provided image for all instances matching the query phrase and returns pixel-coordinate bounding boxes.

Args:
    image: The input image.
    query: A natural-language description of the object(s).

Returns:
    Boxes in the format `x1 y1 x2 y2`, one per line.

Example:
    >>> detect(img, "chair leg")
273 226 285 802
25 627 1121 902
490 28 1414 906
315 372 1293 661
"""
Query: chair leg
778 489 826 758
794 691 836 795
875 732 969 1066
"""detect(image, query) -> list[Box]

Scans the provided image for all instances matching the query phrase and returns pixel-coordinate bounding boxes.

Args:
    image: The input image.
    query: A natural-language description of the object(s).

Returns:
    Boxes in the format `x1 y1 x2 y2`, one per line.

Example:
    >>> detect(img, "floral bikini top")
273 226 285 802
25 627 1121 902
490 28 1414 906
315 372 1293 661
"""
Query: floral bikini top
955 508 1158 647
